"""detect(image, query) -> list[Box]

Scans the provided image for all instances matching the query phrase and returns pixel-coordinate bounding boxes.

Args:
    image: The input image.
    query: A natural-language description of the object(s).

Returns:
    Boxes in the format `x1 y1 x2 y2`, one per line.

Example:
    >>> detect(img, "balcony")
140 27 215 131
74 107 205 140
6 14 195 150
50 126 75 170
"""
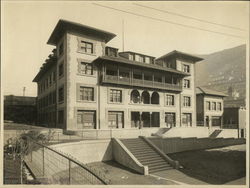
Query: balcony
102 75 182 92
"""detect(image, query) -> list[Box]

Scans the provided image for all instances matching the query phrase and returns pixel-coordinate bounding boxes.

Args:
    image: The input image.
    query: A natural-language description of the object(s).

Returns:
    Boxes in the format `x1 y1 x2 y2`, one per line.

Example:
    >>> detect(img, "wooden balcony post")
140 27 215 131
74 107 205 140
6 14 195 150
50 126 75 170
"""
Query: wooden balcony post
130 68 133 85
142 72 144 86
117 66 120 83
152 74 154 87
102 65 106 81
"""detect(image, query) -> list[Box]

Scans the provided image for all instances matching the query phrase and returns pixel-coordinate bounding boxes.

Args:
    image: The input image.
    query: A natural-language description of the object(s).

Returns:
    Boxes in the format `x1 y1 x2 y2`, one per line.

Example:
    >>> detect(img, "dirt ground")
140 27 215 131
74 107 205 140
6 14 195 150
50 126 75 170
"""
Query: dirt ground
168 144 246 184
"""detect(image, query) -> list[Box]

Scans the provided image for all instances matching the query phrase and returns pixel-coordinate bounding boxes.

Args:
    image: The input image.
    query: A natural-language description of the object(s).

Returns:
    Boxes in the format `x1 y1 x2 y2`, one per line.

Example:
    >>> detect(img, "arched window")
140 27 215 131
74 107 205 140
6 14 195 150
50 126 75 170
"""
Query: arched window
151 92 159 104
141 91 150 104
131 90 140 103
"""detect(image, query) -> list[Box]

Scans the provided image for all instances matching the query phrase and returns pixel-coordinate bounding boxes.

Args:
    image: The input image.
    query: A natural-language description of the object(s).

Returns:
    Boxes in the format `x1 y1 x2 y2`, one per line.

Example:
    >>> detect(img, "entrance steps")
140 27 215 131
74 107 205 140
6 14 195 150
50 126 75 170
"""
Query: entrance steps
151 128 171 136
209 129 222 138
120 137 174 173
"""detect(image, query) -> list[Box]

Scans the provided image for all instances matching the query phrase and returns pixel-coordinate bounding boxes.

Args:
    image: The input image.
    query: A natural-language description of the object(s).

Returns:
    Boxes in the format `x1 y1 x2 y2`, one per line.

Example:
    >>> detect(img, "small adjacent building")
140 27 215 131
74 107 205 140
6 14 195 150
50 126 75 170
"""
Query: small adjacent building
223 107 246 138
196 87 227 128
4 95 37 124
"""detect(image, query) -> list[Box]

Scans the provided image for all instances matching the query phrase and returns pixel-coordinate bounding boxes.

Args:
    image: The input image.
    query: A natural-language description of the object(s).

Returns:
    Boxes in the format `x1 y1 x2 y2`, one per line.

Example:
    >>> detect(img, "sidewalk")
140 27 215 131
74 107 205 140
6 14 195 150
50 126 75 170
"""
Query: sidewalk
153 169 209 185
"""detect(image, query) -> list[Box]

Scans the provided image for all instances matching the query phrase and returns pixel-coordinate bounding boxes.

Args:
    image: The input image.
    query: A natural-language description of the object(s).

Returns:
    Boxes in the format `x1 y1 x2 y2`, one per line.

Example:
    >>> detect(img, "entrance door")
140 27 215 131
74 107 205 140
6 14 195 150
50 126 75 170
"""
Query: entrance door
151 112 160 127
108 111 124 129
131 112 140 128
141 112 150 127
212 116 221 126
77 110 96 129
165 113 176 128
240 129 244 138
205 116 209 127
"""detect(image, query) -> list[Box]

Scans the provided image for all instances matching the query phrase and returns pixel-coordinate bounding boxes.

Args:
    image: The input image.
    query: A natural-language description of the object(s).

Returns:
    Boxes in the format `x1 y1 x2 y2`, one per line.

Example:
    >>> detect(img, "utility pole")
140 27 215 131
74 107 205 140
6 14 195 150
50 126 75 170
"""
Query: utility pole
23 87 26 97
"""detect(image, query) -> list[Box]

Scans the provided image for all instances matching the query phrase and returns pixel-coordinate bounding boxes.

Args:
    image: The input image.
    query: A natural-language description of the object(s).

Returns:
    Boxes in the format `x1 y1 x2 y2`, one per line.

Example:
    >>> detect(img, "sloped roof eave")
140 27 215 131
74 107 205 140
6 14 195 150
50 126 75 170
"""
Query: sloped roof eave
94 56 189 76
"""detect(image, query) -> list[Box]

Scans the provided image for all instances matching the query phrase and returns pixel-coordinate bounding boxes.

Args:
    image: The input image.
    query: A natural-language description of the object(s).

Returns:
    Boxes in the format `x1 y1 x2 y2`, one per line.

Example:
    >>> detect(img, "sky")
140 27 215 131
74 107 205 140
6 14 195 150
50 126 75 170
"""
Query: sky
1 1 249 97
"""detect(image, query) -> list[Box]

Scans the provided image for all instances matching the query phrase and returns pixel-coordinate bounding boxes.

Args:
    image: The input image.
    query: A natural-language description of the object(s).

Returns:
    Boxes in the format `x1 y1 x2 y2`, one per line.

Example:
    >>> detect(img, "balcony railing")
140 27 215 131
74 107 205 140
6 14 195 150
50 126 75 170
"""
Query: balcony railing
102 75 182 91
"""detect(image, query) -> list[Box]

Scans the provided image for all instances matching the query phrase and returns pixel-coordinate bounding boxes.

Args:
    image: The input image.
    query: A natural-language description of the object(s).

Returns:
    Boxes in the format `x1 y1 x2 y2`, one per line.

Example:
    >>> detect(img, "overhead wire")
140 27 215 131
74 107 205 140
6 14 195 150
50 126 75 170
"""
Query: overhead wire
92 3 246 39
134 3 246 31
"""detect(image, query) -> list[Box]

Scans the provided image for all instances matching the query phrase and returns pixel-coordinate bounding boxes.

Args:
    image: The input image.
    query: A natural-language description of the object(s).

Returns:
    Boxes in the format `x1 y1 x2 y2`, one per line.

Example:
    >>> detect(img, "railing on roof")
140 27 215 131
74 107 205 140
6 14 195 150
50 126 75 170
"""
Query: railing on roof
102 75 182 91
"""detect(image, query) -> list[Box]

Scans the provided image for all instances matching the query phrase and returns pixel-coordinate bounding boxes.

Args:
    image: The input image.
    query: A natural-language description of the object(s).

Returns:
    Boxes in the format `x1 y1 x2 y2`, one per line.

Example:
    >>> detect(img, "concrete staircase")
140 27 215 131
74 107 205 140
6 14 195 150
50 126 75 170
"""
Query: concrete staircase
121 138 173 173
151 128 171 137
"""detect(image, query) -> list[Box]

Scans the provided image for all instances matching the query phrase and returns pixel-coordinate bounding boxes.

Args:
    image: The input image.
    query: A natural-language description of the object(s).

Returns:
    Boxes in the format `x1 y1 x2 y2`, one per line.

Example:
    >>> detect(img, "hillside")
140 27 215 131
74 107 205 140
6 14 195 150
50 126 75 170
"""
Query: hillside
196 44 246 107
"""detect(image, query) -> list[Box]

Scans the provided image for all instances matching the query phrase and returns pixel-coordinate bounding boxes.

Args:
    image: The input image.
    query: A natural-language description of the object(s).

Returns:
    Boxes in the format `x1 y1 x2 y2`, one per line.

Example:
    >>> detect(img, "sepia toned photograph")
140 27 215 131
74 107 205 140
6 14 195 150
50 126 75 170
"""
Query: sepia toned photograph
1 1 249 186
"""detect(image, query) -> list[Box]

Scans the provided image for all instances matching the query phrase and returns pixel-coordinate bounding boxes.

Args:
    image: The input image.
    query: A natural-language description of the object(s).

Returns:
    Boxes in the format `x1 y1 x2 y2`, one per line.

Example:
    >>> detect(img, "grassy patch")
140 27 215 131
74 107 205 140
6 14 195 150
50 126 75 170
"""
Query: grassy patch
168 146 246 184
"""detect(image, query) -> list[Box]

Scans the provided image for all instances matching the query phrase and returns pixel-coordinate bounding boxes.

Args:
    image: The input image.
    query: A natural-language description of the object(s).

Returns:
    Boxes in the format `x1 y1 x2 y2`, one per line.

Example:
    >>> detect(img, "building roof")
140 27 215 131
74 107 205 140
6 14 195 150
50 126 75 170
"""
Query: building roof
196 87 228 97
156 50 203 62
33 53 57 82
119 51 155 58
93 55 190 76
4 95 36 106
47 19 116 45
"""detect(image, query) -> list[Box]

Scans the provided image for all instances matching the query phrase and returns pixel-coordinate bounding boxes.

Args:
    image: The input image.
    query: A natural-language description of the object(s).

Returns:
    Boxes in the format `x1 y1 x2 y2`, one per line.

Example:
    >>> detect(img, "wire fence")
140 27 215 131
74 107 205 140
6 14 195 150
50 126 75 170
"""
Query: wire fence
24 138 109 185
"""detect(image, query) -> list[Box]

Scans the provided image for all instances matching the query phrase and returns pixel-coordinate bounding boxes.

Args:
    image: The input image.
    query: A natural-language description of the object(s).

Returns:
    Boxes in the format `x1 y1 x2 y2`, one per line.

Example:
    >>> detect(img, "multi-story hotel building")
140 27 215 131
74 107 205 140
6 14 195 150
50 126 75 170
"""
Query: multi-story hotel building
33 19 203 131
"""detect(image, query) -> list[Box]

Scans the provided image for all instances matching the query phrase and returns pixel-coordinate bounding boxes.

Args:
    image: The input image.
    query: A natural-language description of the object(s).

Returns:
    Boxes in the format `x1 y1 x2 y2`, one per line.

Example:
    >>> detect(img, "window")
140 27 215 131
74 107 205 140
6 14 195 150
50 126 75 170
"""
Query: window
135 55 144 62
206 101 211 110
105 47 117 57
45 79 48 89
165 113 176 127
58 110 64 124
131 90 140 103
133 72 142 79
166 95 174 106
154 75 162 82
106 65 117 76
218 102 222 111
108 111 124 129
77 110 96 129
79 87 94 101
182 113 192 126
59 42 64 56
212 102 216 111
110 89 122 103
145 57 150 64
78 62 93 75
59 63 64 77
52 91 56 104
141 91 150 104
183 79 190 88
183 96 191 107
49 74 52 86
182 64 190 73
129 54 135 61
80 41 93 54
151 92 159 104
58 87 64 102
53 71 56 82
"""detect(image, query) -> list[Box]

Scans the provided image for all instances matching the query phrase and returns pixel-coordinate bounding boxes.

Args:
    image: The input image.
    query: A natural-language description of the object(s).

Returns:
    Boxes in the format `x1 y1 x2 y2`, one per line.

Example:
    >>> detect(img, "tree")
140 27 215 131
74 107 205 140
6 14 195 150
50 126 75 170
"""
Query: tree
4 129 55 184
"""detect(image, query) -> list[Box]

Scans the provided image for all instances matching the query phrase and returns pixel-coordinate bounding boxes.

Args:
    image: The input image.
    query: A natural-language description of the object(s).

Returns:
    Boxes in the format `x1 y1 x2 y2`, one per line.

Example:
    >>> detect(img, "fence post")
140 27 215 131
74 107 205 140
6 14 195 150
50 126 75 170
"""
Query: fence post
42 147 45 176
68 160 71 185
161 138 163 151
31 149 32 162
